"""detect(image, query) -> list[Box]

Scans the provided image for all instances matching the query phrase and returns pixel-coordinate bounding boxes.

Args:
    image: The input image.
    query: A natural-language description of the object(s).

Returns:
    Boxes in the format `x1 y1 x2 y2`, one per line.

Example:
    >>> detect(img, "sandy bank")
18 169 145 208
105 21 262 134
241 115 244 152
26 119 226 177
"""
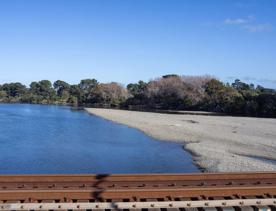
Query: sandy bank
85 108 276 172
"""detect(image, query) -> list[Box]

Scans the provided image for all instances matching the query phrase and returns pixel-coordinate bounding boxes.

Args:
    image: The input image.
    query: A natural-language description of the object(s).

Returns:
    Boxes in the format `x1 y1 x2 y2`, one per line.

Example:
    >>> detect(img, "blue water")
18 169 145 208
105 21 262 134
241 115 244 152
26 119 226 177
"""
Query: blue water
0 104 199 174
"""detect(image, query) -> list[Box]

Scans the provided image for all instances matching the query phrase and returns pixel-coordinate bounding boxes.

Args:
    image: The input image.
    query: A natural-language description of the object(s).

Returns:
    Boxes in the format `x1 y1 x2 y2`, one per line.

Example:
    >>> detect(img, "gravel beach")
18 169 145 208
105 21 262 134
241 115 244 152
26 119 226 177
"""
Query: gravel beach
85 108 276 172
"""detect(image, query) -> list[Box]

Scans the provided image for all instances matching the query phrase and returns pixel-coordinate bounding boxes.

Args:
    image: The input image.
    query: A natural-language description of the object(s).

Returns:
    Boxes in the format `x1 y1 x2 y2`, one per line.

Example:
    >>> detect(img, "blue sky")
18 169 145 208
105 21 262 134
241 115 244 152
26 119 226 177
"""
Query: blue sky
0 0 275 88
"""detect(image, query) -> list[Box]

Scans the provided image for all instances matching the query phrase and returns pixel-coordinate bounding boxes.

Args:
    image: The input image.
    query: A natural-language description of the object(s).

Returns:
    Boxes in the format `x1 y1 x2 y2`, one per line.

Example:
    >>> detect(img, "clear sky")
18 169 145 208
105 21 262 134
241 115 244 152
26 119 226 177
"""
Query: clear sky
0 0 275 88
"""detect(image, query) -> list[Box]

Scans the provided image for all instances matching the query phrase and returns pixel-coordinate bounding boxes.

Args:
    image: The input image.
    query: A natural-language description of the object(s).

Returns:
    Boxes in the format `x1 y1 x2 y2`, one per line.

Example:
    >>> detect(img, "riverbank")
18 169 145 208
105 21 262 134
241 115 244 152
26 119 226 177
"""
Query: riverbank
85 108 276 172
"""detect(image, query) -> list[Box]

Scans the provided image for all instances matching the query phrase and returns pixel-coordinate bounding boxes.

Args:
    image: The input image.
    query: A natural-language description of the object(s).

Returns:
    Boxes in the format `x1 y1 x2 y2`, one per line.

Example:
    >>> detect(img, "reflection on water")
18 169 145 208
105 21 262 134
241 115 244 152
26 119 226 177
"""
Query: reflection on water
0 104 199 174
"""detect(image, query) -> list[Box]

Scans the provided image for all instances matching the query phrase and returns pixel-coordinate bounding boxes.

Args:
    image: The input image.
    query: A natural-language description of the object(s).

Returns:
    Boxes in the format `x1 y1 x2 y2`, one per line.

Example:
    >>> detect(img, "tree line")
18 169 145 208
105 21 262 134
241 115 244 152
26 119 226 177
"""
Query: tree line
0 75 275 117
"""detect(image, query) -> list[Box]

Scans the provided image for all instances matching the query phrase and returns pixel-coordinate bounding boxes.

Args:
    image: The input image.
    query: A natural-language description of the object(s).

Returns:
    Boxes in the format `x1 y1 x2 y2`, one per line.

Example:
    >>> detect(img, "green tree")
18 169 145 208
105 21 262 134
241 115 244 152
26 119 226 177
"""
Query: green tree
79 79 98 91
231 79 250 91
29 80 56 104
2 82 27 98
78 79 99 104
125 80 148 108
256 89 276 117
69 85 83 104
162 74 179 79
0 90 8 101
204 79 245 114
53 80 70 103
127 80 147 97
53 80 70 96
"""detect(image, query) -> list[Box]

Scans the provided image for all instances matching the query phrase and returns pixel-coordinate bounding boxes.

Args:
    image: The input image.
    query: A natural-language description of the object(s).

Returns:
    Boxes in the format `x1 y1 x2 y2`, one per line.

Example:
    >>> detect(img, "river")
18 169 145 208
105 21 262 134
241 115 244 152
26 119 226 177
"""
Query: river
0 104 199 174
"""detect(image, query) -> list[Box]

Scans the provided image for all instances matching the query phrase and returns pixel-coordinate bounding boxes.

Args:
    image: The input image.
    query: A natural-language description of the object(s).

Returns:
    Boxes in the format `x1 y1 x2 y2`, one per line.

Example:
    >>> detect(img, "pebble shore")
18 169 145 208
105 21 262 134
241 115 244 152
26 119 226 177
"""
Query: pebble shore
85 108 276 172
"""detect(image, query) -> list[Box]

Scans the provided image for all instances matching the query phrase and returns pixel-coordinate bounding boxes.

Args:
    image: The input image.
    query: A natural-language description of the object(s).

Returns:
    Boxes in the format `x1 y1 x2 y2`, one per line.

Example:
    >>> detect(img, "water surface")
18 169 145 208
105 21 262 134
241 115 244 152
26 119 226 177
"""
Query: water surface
0 104 199 174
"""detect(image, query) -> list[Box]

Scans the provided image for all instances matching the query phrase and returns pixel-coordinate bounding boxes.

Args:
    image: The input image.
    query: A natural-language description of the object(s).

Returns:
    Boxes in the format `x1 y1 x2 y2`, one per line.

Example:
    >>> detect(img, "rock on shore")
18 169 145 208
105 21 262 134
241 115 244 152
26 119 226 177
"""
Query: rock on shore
85 108 276 172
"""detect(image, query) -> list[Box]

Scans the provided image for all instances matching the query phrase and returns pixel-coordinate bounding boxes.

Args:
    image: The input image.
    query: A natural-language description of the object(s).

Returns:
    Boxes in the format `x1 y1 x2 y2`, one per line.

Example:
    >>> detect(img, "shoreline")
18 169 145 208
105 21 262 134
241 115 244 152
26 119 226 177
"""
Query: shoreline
85 108 276 172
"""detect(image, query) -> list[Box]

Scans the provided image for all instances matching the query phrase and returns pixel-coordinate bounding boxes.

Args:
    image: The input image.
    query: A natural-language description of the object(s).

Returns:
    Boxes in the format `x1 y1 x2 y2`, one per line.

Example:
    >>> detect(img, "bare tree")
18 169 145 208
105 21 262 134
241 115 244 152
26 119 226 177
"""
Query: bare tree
98 82 130 106
146 75 213 109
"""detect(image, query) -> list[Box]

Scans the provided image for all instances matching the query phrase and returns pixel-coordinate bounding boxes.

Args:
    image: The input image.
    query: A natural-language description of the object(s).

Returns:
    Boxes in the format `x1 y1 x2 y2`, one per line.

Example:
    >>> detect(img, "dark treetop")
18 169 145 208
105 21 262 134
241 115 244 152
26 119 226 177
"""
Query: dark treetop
0 75 275 117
